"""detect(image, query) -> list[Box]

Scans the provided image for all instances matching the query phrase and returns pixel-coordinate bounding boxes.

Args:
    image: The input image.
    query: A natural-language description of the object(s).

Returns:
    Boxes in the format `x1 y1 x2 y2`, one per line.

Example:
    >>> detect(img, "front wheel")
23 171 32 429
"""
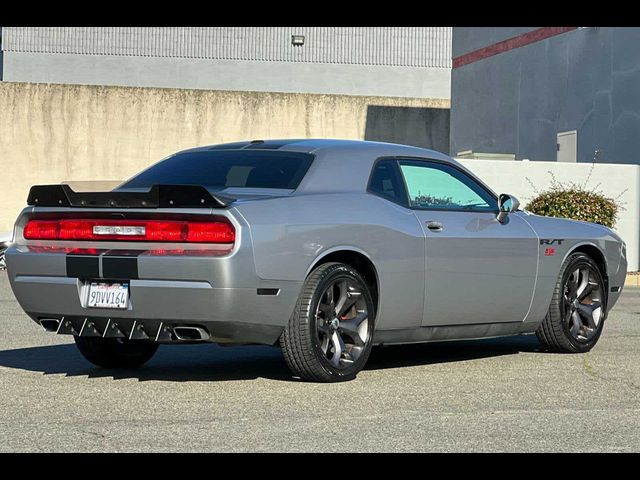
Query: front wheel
74 336 159 368
536 252 607 353
280 262 376 382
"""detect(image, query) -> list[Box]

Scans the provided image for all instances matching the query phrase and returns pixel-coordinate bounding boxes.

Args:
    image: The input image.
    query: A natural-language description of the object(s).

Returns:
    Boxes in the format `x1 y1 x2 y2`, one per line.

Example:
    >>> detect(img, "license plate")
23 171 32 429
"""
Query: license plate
87 282 129 309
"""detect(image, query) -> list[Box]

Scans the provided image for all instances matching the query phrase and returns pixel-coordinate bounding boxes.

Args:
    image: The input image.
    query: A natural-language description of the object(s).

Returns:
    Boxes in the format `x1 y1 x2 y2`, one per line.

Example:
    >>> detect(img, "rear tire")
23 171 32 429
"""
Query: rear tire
280 262 376 382
74 336 159 368
536 252 607 353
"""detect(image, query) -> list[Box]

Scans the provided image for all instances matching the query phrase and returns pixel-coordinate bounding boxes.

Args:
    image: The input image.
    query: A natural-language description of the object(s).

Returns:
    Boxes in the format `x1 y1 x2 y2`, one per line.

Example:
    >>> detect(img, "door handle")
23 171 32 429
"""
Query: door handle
426 220 443 232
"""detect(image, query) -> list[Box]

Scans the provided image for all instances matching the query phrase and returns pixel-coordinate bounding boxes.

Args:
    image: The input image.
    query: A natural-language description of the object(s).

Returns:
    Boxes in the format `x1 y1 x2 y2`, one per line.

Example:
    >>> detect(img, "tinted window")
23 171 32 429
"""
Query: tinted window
399 160 496 211
120 150 314 190
368 159 407 205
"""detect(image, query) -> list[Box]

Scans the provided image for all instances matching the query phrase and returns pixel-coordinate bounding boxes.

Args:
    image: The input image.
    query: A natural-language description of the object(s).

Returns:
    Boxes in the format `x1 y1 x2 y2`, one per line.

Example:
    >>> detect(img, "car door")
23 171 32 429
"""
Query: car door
396 158 538 326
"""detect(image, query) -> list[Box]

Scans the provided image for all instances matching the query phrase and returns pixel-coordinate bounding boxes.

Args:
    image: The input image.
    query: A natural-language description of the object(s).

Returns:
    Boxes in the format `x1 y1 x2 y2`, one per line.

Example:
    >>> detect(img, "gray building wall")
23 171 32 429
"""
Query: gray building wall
1 27 452 99
365 105 450 152
2 53 451 99
452 27 536 57
450 27 640 164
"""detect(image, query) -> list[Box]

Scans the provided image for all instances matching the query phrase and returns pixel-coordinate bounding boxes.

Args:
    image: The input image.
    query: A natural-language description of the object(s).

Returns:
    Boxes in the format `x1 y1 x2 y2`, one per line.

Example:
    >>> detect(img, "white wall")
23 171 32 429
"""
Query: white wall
458 159 640 271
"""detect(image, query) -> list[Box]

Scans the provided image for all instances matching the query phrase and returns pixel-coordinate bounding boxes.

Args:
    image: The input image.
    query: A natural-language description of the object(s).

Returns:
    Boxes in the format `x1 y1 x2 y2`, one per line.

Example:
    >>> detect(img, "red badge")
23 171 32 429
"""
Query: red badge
544 247 556 256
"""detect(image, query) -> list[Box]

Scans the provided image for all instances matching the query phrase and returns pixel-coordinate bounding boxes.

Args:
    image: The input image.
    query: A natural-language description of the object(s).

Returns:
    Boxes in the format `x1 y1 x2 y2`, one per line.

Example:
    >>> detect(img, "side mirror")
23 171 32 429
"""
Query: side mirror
496 193 520 223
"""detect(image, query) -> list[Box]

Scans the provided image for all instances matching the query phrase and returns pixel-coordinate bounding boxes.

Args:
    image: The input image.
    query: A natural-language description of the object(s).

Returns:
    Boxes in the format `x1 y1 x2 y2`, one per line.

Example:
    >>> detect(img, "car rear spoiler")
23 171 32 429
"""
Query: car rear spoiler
26 184 234 209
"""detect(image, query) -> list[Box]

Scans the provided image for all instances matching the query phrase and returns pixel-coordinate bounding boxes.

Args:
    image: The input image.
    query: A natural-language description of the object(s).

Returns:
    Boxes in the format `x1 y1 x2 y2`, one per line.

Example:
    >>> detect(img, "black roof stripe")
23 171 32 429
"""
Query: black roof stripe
208 141 253 150
208 140 306 151
242 140 305 150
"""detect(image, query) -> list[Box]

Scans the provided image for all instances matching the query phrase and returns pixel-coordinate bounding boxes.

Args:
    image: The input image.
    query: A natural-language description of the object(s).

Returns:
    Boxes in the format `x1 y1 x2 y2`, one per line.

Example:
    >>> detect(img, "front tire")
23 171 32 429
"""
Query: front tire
0 244 7 270
74 336 159 368
536 252 607 353
280 262 376 382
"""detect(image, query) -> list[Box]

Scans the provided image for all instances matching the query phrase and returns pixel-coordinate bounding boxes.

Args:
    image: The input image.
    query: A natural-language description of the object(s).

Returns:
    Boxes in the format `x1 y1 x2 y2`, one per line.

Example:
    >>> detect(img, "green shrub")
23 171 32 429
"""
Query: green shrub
525 186 619 228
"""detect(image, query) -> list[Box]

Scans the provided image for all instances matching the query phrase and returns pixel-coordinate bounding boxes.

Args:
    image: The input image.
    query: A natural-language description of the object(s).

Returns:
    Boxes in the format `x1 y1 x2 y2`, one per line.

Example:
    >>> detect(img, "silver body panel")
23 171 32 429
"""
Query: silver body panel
414 210 539 326
5 140 628 345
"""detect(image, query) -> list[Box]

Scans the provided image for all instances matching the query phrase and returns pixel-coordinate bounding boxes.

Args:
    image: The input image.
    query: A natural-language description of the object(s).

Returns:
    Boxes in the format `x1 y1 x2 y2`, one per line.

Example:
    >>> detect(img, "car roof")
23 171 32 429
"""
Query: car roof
172 139 474 195
178 138 453 161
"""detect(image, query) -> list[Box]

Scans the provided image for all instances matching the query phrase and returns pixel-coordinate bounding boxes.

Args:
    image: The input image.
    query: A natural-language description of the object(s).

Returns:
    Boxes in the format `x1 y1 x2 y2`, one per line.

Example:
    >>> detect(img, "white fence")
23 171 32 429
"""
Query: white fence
458 159 640 271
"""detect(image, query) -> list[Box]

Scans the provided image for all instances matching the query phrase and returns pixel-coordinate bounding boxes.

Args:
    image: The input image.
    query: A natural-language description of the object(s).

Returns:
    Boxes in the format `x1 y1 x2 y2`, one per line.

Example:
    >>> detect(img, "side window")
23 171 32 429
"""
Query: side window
398 160 496 211
368 159 407 205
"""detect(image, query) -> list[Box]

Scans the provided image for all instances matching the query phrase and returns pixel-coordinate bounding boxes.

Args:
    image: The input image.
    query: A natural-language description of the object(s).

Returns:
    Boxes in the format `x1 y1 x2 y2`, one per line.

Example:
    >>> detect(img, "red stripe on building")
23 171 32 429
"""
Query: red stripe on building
452 27 578 68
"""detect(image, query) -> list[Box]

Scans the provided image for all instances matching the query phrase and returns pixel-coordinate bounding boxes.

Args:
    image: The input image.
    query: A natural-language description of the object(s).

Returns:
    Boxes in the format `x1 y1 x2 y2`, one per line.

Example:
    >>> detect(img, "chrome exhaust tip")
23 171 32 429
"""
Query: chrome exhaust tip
173 326 210 341
40 318 61 332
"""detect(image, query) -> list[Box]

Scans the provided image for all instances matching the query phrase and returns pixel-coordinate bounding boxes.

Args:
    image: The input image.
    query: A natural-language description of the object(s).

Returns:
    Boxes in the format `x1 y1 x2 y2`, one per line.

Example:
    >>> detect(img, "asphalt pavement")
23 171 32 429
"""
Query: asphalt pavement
0 270 638 452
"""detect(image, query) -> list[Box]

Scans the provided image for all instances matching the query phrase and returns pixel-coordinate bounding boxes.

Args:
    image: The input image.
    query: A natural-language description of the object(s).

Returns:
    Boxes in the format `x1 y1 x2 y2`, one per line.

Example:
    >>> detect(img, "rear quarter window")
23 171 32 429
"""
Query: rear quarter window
368 159 408 205
120 150 314 190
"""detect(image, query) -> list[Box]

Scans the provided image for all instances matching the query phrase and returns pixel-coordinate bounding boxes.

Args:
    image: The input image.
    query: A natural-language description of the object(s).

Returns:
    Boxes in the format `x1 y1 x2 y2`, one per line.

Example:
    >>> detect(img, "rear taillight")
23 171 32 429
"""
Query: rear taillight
23 219 235 243
24 220 60 240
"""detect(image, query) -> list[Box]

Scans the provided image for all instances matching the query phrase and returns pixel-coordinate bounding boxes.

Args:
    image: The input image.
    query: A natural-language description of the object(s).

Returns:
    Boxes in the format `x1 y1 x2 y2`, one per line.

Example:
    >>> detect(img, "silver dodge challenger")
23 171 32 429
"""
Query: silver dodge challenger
5 139 628 382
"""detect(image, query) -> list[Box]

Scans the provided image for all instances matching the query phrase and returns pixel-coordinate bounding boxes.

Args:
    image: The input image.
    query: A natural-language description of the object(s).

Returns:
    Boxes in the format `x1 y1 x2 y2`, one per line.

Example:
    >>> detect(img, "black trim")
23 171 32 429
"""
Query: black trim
209 140 308 150
611 286 622 293
208 141 253 150
66 255 100 278
102 258 139 280
242 140 265 148
242 140 305 150
27 184 233 208
101 250 144 280
30 211 230 223
257 288 280 296
373 321 530 345
31 316 284 346
66 249 144 280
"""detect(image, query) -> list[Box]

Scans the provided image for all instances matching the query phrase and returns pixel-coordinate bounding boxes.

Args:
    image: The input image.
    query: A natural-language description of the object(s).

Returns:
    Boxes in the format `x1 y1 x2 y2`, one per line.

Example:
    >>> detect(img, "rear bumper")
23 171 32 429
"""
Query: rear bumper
6 245 301 345
31 315 285 345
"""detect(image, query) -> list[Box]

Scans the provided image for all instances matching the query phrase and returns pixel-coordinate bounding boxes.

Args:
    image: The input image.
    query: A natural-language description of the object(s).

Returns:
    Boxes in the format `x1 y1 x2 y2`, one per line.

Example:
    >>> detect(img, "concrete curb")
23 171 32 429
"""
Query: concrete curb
624 273 640 287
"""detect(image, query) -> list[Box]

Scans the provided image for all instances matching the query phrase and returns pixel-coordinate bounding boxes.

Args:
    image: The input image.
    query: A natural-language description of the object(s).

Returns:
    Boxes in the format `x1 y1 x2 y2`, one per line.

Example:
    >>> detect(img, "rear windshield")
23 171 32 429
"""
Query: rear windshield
120 150 314 190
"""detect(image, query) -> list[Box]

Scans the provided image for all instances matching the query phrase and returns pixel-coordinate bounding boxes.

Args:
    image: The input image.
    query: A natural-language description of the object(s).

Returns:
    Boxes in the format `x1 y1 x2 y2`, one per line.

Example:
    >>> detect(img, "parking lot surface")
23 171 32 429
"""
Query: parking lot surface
0 271 638 452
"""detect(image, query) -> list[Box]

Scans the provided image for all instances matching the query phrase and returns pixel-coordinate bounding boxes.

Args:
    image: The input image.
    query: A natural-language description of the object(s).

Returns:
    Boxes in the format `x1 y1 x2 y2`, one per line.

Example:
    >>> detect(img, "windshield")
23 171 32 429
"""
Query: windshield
120 150 314 190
